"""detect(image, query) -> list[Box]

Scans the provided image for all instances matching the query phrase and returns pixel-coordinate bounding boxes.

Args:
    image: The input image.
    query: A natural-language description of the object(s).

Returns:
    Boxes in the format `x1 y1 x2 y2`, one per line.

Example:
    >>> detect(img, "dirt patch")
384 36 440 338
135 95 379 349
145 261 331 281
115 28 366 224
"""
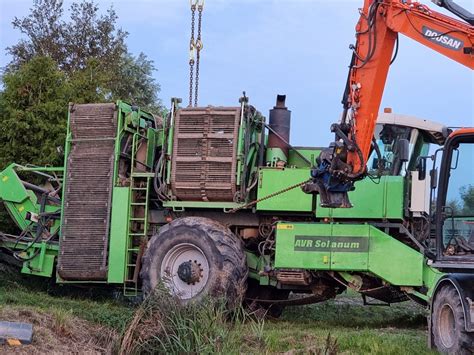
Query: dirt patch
0 307 117 354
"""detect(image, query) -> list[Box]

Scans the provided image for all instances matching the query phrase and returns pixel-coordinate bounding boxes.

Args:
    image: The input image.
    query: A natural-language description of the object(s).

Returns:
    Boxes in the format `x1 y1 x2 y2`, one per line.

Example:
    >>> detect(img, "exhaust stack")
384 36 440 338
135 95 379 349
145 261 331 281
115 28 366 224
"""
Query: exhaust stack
266 95 291 166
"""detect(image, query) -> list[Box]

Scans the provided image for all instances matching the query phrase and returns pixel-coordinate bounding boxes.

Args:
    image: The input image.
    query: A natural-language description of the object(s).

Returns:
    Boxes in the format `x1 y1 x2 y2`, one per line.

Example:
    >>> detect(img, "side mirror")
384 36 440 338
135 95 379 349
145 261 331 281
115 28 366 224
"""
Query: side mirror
417 157 427 180
398 139 410 162
430 168 438 189
451 148 459 170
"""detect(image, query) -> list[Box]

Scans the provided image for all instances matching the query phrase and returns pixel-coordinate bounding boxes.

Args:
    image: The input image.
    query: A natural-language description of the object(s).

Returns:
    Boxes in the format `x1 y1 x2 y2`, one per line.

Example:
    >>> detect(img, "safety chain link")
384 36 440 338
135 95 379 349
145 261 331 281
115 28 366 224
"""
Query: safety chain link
225 179 311 214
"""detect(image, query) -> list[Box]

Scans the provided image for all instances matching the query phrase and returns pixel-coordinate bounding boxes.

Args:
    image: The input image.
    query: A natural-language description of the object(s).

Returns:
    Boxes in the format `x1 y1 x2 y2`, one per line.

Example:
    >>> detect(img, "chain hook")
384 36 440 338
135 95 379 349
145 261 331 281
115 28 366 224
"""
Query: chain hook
188 0 204 107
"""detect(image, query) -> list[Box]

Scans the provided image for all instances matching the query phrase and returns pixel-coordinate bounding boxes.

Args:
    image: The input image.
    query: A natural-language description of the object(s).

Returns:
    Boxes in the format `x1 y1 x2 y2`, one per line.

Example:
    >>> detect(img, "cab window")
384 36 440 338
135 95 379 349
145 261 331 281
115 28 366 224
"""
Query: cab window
442 141 474 254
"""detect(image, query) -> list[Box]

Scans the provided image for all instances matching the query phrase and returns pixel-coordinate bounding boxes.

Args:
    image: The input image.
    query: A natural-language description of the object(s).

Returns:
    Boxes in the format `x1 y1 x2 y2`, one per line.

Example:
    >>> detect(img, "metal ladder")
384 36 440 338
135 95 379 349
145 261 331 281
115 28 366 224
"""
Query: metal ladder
124 133 154 296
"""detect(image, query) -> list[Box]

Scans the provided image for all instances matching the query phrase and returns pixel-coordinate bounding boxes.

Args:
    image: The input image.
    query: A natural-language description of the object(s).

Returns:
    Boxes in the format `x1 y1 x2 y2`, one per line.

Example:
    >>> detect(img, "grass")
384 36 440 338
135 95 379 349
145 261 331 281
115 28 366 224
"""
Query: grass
0 264 134 332
256 296 435 354
0 264 435 354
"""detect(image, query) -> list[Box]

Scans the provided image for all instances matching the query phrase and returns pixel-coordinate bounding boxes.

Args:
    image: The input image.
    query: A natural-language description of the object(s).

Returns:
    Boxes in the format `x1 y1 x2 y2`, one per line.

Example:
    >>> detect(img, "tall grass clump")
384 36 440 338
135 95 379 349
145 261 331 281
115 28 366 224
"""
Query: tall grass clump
119 286 265 354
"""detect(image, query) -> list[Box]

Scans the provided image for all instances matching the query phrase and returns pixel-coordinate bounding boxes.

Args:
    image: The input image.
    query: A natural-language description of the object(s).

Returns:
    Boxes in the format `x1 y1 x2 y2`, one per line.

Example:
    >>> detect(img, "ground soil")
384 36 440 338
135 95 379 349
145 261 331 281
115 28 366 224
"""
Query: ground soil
0 307 117 354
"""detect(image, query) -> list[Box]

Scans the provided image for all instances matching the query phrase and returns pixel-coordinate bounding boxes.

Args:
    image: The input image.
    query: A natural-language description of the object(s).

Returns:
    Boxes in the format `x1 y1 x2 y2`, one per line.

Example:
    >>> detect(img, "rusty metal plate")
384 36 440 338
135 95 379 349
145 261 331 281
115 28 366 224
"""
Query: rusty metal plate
171 107 240 202
58 103 117 281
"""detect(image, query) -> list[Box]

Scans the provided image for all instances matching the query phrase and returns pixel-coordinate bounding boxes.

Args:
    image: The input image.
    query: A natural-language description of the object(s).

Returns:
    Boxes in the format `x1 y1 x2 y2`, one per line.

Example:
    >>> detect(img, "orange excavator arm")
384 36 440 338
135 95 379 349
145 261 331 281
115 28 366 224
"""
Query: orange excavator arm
304 0 474 208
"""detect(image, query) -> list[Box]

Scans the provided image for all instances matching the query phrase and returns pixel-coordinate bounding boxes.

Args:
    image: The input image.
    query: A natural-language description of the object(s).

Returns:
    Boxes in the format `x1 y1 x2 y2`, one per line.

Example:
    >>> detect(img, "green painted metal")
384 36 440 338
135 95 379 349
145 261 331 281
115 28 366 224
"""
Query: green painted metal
113 104 125 187
162 200 244 211
245 252 273 286
0 164 37 204
20 243 57 277
266 147 287 165
2 241 58 278
146 129 157 167
236 104 245 187
0 97 453 308
123 130 154 295
165 99 179 186
423 264 445 299
256 168 313 212
316 176 405 220
245 251 261 281
287 147 320 168
107 187 130 283
20 166 64 172
274 222 424 286
0 164 62 279
0 164 62 234
55 100 157 287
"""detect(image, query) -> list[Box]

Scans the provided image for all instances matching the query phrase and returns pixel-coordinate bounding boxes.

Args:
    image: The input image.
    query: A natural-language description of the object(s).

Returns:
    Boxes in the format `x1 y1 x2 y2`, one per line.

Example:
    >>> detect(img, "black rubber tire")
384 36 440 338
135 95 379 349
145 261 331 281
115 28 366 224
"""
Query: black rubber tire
245 279 290 318
140 217 247 308
432 284 474 354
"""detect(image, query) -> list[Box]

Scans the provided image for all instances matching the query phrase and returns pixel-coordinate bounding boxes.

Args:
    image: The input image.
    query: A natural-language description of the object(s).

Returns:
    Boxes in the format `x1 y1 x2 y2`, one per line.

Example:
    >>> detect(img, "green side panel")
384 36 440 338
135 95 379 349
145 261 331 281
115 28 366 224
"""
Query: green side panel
12 242 59 278
0 165 30 203
266 147 287 163
275 222 423 286
257 168 313 212
288 148 321 168
331 224 369 271
275 223 332 269
21 252 56 277
367 226 423 285
423 264 445 298
316 176 405 219
107 187 130 283
0 165 40 231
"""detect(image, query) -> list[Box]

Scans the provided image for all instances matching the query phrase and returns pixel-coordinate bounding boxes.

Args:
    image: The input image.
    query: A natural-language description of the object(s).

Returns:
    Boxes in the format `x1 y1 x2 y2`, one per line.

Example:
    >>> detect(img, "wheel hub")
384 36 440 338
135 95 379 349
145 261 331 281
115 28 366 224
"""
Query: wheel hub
160 243 210 300
439 303 456 348
177 260 202 284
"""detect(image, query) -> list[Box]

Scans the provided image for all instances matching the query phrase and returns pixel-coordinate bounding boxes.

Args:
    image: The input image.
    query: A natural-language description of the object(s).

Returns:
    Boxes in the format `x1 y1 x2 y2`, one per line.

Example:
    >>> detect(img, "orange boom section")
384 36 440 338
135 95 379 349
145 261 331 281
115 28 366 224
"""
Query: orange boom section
305 0 473 208
347 0 474 173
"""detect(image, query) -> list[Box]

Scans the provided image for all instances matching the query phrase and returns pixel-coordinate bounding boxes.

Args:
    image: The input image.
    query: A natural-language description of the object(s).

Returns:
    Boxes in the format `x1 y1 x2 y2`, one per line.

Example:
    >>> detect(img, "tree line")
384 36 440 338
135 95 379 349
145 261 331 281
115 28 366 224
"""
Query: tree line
0 0 161 168
0 0 162 230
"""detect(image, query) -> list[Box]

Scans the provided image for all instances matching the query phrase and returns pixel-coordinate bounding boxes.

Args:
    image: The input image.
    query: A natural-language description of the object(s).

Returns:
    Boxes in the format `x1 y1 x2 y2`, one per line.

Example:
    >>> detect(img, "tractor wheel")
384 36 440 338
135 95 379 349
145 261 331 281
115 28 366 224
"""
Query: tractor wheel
432 284 474 354
140 217 247 308
246 279 290 318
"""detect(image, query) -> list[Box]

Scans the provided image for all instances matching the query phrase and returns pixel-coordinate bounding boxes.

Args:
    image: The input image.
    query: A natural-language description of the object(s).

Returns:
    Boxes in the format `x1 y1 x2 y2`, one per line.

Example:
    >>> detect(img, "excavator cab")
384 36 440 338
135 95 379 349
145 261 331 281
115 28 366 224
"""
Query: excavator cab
429 129 474 266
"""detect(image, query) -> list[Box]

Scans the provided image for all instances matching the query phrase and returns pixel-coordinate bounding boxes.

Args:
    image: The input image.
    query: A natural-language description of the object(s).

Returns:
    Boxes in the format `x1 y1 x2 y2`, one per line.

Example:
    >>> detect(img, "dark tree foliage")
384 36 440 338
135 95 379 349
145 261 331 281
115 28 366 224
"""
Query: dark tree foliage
0 0 162 168
460 185 474 215
7 0 66 71
0 56 69 168
0 57 69 232
5 0 161 110
112 52 162 112
7 0 127 74
0 0 162 231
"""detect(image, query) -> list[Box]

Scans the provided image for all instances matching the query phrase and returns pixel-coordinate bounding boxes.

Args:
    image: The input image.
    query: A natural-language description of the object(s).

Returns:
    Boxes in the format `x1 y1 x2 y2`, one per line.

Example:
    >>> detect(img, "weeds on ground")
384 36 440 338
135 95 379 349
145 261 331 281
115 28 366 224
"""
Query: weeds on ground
119 287 264 354
50 308 73 336
119 286 343 354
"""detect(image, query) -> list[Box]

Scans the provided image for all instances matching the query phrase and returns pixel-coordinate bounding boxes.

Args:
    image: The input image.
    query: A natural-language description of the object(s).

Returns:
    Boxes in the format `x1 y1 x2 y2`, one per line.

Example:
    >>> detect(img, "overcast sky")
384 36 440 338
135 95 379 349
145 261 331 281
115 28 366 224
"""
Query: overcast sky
1 0 473 146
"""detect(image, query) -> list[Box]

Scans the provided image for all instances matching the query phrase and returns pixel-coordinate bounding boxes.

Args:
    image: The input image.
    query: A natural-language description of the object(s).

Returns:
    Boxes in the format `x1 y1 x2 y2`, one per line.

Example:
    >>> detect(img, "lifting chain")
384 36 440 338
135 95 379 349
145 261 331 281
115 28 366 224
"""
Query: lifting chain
188 2 196 107
194 2 203 107
225 179 311 214
188 0 204 107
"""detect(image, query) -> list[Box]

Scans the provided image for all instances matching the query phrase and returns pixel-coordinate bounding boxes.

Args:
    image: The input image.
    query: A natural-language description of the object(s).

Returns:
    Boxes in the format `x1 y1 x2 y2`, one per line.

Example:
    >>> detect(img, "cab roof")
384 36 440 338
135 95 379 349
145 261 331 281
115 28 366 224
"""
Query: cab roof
377 113 450 145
